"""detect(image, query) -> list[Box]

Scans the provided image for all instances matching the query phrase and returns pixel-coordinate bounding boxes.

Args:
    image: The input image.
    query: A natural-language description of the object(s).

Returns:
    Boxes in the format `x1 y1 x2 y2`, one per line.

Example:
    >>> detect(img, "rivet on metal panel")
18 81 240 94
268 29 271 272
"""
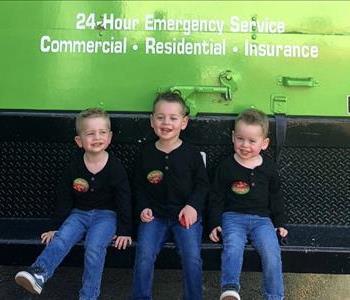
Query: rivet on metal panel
96 15 106 31
95 23 105 31
251 15 257 39
96 15 105 36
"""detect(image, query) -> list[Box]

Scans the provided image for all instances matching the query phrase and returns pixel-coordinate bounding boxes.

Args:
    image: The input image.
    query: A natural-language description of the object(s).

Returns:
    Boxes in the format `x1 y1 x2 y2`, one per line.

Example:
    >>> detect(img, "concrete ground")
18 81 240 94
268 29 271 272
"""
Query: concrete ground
0 266 349 300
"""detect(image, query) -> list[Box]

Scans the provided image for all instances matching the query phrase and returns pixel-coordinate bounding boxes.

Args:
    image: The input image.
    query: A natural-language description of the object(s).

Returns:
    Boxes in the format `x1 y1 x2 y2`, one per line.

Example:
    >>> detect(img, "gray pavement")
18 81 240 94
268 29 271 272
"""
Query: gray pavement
1 266 349 300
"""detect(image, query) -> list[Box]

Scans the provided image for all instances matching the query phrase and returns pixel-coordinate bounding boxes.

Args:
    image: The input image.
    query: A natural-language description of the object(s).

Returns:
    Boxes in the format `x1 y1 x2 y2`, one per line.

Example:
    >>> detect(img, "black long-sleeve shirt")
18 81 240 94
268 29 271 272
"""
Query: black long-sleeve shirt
134 142 209 219
208 154 286 231
53 151 132 236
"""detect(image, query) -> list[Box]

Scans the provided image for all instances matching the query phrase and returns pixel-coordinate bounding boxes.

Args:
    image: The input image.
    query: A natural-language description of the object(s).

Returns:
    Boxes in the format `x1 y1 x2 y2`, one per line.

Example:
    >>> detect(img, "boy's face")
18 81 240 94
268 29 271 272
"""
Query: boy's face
75 117 112 154
150 100 188 143
232 120 269 160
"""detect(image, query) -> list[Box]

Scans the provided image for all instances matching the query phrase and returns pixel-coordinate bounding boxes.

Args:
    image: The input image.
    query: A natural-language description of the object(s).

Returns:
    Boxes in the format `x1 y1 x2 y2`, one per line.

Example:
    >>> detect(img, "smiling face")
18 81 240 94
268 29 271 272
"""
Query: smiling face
74 117 112 154
233 120 269 161
150 100 188 143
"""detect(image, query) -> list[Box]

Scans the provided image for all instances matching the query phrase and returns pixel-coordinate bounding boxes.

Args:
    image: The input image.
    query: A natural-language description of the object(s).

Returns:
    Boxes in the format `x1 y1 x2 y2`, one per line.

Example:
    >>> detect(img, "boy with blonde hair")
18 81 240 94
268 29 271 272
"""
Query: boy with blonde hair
15 108 132 300
209 108 288 300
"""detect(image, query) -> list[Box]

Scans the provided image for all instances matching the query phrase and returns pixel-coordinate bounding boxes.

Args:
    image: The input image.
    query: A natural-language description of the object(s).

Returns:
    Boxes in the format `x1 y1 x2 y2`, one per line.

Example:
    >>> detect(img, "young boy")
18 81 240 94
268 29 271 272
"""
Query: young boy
208 108 288 300
132 91 209 300
15 108 132 300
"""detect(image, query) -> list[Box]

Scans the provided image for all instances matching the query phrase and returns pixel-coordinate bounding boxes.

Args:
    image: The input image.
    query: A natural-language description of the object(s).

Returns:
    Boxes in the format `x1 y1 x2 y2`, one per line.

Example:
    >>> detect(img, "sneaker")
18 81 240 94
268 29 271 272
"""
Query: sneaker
15 266 45 294
220 289 241 300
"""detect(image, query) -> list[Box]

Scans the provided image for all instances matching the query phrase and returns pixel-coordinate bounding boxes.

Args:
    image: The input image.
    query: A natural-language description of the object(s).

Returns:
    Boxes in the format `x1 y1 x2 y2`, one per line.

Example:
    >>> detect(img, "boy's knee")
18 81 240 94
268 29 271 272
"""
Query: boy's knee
50 234 71 250
261 252 282 270
84 244 106 260
184 256 202 268
135 244 159 262
179 248 202 265
261 243 281 258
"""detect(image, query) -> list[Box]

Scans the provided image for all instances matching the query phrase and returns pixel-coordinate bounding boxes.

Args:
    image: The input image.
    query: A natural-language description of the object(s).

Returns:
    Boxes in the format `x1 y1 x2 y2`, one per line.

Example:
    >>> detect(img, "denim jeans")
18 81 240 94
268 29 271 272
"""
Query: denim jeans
33 209 117 300
132 217 203 300
221 212 284 300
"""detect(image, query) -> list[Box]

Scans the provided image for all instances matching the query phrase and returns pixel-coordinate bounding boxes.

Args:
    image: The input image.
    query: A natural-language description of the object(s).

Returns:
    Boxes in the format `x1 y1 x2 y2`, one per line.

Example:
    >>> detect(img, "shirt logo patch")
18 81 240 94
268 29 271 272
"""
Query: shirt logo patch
147 170 164 184
231 181 250 195
73 178 89 192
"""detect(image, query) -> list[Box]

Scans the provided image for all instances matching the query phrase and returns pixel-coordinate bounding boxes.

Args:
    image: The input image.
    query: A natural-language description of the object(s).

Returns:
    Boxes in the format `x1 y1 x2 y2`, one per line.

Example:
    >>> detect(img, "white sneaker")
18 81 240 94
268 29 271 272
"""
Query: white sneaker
15 267 45 295
220 289 241 300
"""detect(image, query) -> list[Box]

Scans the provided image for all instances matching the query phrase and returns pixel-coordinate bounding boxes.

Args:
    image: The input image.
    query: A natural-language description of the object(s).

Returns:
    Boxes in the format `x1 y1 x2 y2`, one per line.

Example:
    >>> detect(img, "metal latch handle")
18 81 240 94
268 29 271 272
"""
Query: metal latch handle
278 76 319 87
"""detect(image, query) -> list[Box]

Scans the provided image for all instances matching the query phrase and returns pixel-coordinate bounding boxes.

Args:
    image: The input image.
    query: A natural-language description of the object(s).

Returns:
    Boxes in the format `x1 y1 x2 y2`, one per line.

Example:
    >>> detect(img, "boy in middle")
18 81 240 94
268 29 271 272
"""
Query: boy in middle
131 91 209 300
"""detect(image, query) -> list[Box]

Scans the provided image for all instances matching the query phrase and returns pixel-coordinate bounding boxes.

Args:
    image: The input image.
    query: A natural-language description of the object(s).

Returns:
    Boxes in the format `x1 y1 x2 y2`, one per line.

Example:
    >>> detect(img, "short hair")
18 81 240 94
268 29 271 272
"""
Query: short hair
235 108 269 137
75 107 111 135
152 91 189 116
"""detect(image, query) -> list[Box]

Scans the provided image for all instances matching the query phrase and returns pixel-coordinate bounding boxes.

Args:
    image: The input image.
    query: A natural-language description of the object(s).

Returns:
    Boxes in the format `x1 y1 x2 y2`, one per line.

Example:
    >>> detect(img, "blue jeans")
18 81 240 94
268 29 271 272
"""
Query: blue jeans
132 217 203 300
33 209 116 300
221 212 284 300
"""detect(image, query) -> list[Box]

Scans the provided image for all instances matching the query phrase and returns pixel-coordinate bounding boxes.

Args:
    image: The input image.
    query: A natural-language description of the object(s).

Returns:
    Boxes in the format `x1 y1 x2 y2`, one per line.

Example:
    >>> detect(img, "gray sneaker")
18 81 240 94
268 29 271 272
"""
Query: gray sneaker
15 266 45 294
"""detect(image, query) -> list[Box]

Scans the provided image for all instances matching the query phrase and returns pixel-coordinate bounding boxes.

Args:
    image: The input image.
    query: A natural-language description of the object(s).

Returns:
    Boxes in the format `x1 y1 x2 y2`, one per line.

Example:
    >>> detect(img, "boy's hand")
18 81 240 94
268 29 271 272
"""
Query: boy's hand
140 208 154 223
113 235 132 250
209 226 222 242
40 231 57 244
178 205 198 229
277 227 288 238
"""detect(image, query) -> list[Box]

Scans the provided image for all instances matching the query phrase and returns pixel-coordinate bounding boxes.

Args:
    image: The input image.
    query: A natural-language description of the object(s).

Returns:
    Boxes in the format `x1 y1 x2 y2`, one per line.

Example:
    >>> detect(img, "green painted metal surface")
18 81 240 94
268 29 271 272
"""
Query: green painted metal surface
0 1 349 116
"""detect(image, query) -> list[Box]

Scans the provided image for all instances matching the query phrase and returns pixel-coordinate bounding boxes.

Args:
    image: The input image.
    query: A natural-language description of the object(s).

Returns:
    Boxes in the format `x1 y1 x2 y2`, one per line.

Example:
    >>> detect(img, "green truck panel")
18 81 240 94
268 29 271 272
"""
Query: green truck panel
0 1 350 116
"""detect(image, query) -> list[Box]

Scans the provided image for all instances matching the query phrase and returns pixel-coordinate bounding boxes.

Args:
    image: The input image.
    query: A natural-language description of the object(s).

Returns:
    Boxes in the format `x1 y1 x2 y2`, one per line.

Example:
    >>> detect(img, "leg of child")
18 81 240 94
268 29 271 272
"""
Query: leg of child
79 209 117 300
33 209 88 280
250 216 284 300
172 219 203 300
132 218 169 300
221 212 248 295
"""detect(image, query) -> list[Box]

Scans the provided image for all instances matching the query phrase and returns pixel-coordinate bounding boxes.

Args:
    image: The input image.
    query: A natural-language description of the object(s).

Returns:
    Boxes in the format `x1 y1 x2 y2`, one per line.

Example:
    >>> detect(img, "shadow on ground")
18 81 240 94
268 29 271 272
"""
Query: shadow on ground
1 266 349 300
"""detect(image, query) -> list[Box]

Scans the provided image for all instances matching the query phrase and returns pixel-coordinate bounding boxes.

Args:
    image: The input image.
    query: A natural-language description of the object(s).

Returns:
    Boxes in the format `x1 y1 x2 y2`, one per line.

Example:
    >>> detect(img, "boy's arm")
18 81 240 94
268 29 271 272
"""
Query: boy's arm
114 160 133 236
186 151 210 215
113 235 132 250
133 152 150 217
40 160 75 241
207 161 226 232
40 230 57 244
50 161 75 231
269 166 286 228
209 226 222 242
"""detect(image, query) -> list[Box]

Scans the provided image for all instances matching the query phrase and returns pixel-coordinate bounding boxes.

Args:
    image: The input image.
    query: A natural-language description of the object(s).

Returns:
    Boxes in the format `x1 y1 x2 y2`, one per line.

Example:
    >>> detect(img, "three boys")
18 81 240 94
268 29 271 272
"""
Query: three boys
15 98 287 300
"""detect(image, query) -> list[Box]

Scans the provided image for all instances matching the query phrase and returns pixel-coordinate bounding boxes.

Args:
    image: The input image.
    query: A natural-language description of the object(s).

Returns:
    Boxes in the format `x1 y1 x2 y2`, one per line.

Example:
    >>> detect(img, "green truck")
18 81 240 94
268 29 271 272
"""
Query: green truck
0 1 349 274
